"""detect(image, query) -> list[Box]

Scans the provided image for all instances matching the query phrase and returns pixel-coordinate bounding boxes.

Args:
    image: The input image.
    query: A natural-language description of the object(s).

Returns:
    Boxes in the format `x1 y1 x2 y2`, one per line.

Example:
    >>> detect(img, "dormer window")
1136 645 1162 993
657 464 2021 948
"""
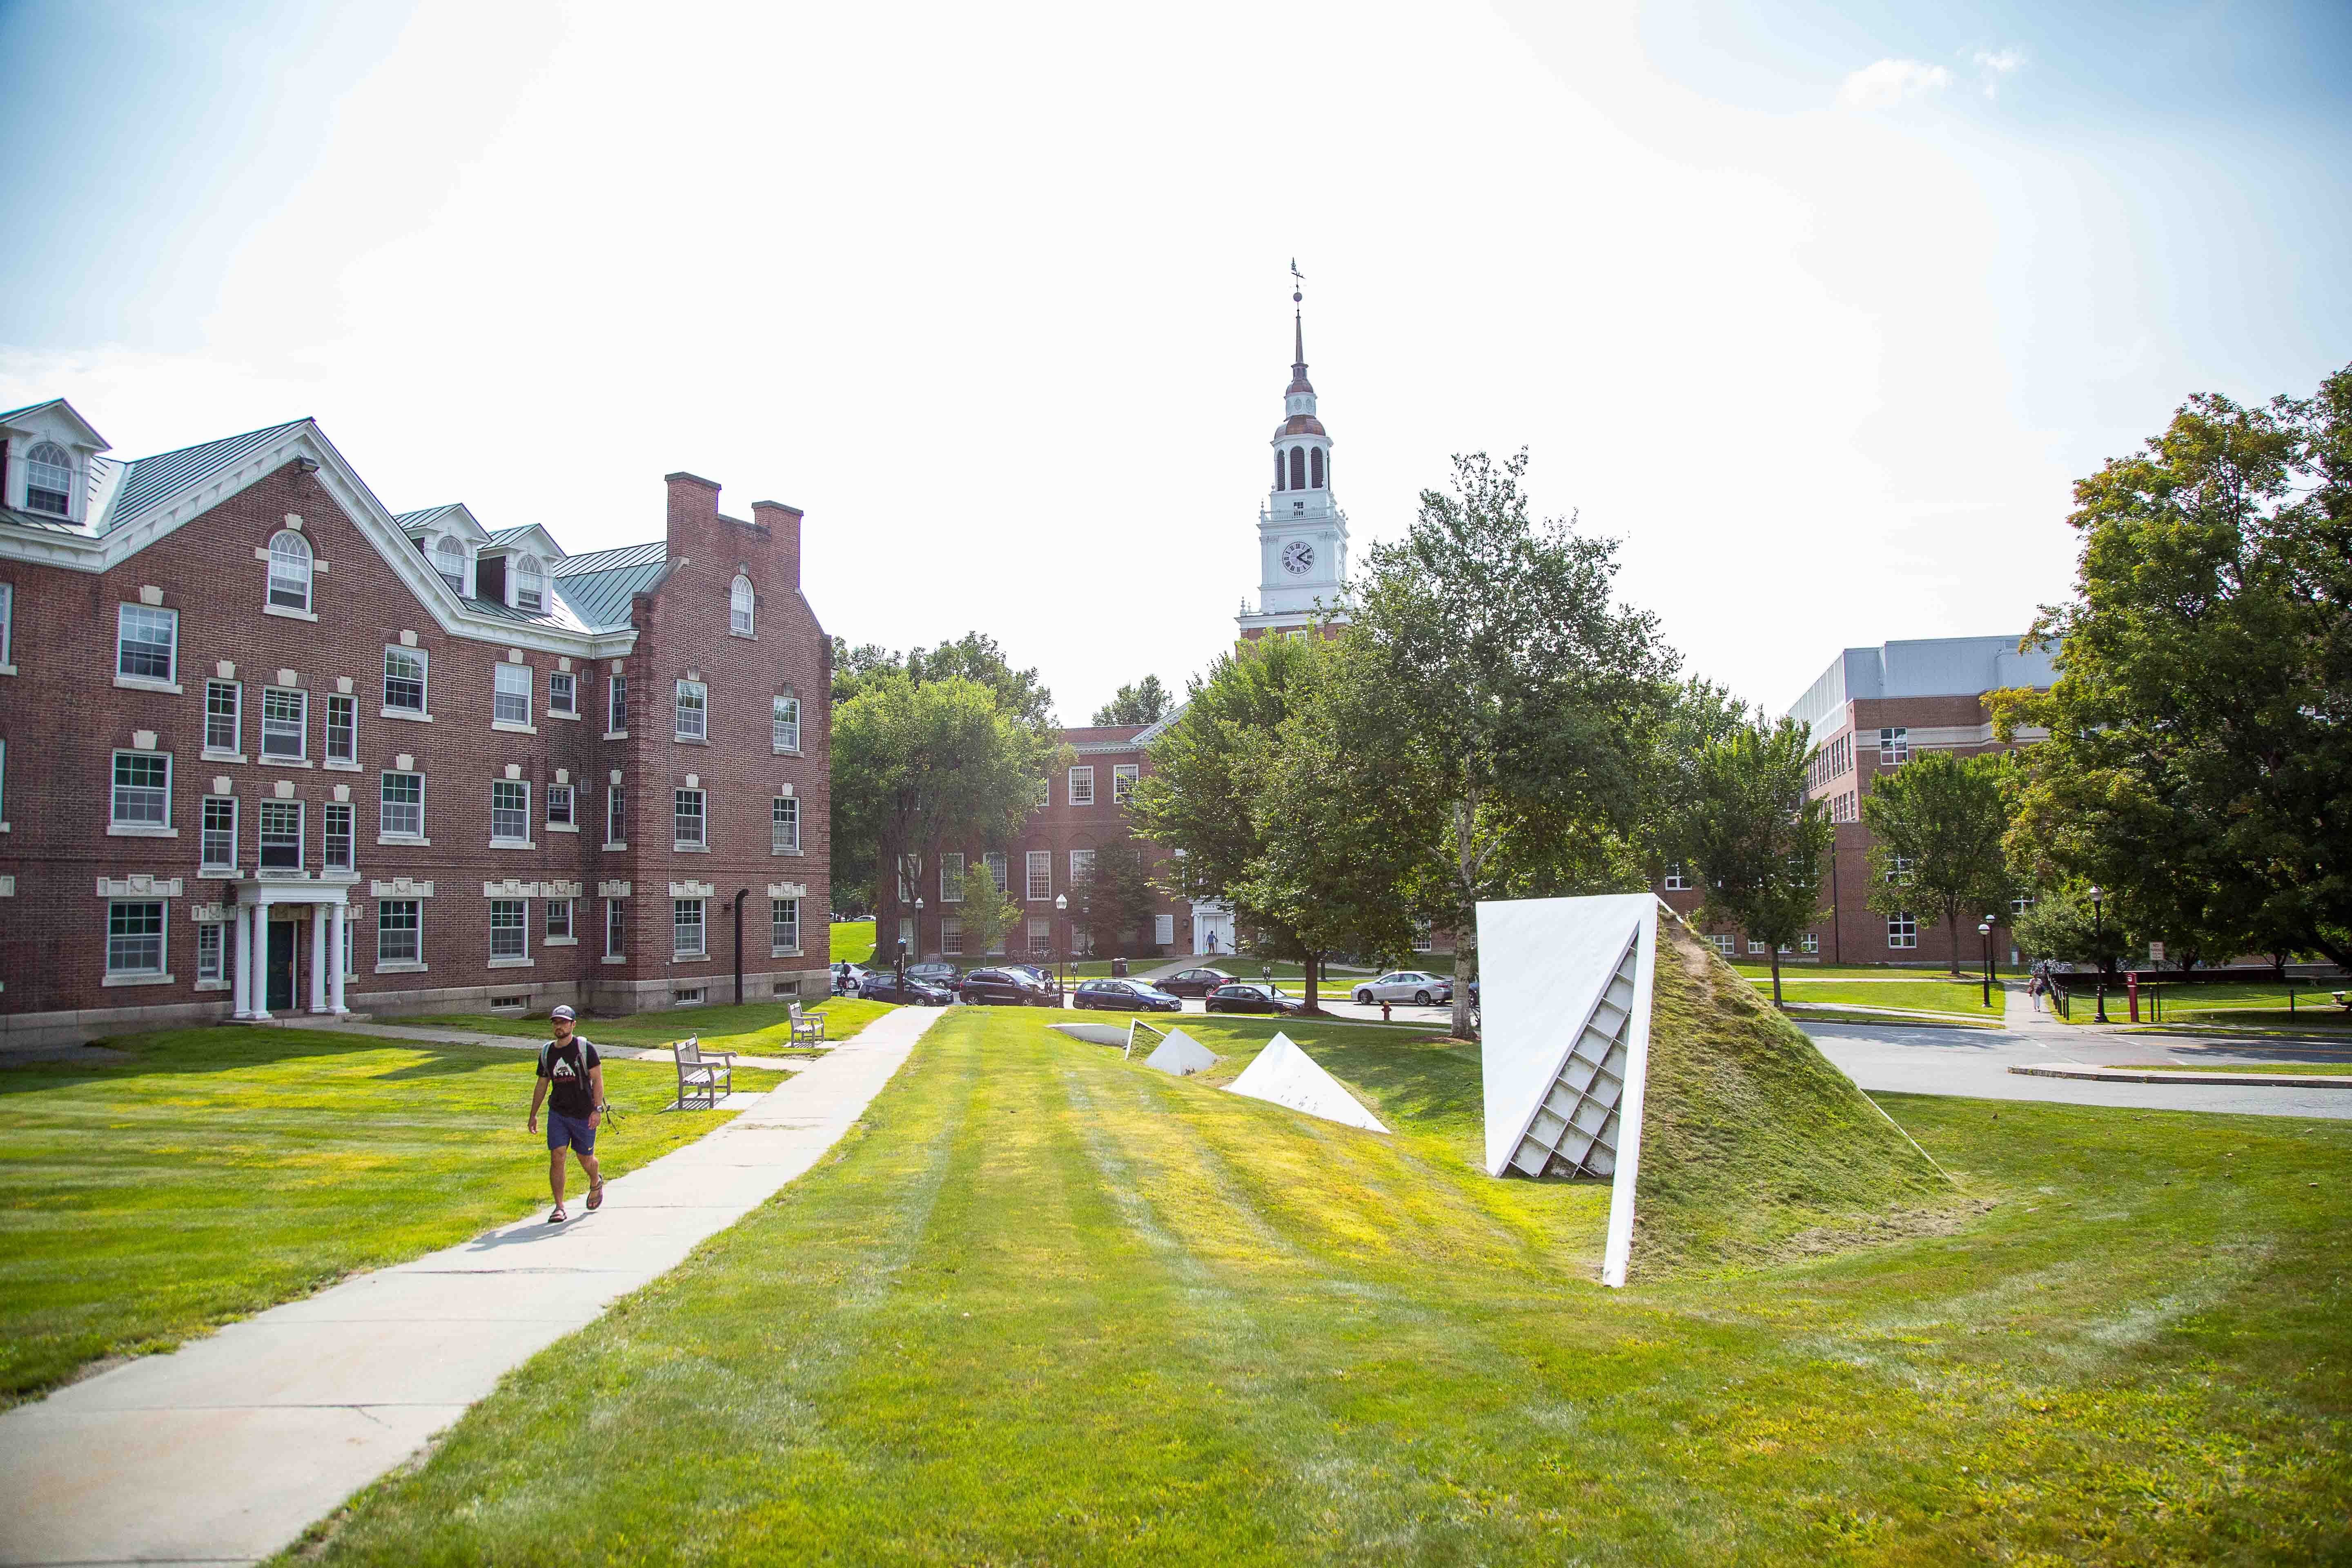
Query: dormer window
730 573 755 637
514 556 545 613
267 529 312 611
24 442 73 517
434 536 465 592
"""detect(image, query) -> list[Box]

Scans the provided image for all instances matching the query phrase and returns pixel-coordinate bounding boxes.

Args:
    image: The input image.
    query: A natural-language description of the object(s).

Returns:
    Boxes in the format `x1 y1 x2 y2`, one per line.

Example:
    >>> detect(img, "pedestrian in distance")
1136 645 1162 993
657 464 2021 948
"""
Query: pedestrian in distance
526 1004 605 1223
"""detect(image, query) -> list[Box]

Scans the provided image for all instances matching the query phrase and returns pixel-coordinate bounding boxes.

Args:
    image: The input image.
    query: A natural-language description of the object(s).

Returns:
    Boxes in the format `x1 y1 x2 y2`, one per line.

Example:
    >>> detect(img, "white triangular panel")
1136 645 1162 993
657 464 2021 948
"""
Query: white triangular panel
1142 1027 1218 1077
1224 1032 1388 1132
1049 1022 1130 1047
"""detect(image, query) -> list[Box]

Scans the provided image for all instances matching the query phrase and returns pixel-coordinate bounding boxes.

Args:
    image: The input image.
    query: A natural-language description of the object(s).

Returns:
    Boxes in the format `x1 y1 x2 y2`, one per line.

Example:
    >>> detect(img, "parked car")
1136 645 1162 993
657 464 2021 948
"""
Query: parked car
1205 982 1304 1016
905 961 962 991
958 967 1059 1007
1071 978 1183 1013
1157 966 1234 998
1350 971 1453 1006
858 973 954 1006
833 962 875 996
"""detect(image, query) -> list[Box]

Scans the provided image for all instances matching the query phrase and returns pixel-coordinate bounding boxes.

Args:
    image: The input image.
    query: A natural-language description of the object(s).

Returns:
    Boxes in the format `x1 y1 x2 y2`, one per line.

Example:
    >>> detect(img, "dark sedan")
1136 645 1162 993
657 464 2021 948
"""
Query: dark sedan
1071 978 1183 1013
1205 982 1304 1016
858 973 955 1006
1156 966 1234 998
958 967 1059 1006
905 961 962 991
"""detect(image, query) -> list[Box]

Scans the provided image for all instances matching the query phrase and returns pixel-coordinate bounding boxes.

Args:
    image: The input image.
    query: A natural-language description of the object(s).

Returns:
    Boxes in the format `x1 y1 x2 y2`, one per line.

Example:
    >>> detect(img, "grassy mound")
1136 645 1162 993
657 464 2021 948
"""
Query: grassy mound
1632 912 1962 1277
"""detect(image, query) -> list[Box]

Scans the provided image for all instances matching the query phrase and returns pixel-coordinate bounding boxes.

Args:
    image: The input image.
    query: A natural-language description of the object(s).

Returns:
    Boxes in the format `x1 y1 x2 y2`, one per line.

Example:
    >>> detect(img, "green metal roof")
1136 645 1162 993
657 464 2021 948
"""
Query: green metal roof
105 419 310 534
551 540 666 629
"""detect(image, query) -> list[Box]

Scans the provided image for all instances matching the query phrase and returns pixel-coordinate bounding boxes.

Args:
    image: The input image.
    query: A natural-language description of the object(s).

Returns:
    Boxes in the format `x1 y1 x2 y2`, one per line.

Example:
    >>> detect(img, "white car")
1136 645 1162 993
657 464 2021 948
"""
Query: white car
1352 971 1453 1005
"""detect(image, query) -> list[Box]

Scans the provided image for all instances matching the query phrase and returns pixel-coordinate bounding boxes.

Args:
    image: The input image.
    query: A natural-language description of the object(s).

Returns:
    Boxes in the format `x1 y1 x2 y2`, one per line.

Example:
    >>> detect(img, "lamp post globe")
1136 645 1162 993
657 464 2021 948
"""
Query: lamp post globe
1054 893 1069 1003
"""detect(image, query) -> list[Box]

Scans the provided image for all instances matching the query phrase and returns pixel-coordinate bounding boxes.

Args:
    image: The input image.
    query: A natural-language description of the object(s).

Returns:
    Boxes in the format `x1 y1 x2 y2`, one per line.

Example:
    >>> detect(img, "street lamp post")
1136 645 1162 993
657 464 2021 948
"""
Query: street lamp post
1054 893 1069 1004
1978 921 1993 1009
2088 884 2108 1023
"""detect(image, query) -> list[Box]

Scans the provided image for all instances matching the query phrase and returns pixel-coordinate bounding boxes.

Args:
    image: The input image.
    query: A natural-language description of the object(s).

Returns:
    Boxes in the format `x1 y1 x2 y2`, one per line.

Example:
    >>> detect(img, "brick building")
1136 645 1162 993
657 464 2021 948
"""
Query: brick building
0 398 829 1045
1655 635 2056 968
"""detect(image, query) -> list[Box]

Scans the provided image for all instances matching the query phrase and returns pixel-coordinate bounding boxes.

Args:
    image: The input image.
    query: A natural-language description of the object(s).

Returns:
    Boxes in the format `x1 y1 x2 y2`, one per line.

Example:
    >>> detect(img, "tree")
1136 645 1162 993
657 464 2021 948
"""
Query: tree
1092 675 1172 727
952 858 1021 961
1073 838 1159 955
2011 884 2131 973
1860 750 2018 974
1679 716 1832 1007
1992 363 2352 971
1341 450 1679 1037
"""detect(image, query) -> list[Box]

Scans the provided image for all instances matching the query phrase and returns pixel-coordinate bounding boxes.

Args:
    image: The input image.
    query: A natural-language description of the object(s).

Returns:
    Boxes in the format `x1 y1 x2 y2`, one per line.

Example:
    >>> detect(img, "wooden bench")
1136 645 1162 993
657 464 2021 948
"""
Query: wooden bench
671 1035 735 1109
789 1002 827 1045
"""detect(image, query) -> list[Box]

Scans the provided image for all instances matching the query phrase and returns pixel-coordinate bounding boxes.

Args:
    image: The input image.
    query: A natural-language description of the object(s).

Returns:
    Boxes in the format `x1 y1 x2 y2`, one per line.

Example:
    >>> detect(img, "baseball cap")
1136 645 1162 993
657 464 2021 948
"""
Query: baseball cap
550 1004 577 1022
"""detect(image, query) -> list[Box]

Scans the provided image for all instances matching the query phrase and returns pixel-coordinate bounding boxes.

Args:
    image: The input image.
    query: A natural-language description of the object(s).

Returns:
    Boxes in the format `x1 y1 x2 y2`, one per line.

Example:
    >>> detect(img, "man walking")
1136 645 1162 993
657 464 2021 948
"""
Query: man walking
526 1004 604 1223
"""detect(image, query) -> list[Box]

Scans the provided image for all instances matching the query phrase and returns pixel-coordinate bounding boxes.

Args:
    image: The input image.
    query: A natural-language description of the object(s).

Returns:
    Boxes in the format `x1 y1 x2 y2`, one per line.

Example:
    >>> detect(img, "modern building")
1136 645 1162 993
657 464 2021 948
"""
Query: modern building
1657 635 2058 967
0 398 830 1045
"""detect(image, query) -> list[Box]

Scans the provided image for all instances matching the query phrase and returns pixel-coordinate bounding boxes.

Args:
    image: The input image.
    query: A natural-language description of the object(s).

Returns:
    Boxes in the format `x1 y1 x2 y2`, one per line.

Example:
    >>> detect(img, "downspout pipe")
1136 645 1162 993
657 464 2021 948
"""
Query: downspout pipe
733 888 748 1007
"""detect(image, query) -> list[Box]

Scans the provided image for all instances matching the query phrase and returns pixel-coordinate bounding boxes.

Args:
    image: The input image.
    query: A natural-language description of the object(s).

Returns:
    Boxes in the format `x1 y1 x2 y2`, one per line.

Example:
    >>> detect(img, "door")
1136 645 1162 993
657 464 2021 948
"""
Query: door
266 920 296 1011
1153 913 1174 949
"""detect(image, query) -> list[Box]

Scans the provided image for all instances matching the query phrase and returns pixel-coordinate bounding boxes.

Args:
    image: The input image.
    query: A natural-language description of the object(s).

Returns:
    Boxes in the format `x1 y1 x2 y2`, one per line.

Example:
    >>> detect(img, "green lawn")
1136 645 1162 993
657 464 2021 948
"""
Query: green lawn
831 919 875 963
2149 984 2352 1028
1769 979 2002 1017
0 1029 785 1408
1734 961 2001 981
400 997 896 1055
291 1008 2352 1566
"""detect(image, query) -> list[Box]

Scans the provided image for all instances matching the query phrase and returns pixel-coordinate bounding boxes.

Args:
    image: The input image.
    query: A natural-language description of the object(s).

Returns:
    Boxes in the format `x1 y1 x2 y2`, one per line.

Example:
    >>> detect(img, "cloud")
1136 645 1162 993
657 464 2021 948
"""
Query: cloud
1971 47 2027 97
1836 58 1953 110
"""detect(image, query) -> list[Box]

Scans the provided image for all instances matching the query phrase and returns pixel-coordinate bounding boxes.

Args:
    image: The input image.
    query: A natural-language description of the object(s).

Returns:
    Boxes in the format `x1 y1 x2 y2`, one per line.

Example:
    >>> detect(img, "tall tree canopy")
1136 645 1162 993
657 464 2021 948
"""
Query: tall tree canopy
1993 363 2352 970
1072 839 1160 956
1678 715 1832 1006
1092 675 1172 726
1860 750 2018 974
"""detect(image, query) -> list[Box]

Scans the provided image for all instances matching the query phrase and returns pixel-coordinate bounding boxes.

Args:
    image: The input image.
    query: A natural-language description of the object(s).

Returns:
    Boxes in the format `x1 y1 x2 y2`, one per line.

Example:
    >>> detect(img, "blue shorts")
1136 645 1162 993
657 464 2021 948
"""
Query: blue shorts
546 1109 597 1156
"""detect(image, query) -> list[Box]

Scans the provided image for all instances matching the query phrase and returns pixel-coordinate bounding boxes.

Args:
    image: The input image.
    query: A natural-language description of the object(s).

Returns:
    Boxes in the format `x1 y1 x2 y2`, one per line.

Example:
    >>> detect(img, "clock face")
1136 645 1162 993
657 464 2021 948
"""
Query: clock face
1281 539 1315 575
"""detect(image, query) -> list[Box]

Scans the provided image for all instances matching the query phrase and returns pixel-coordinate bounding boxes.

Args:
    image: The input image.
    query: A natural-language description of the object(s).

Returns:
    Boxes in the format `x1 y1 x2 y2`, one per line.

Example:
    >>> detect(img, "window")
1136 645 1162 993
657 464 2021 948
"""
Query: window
325 694 356 763
1663 863 1689 891
606 785 626 845
940 852 965 903
1709 934 1735 957
1025 918 1051 954
1886 855 1913 884
107 900 166 975
491 780 530 843
941 918 963 956
1068 766 1094 806
674 679 707 741
606 899 628 957
1112 763 1138 803
1026 850 1052 900
548 898 574 941
514 557 545 613
381 771 424 839
1748 938 1768 955
324 802 354 871
267 530 312 611
200 797 237 871
204 680 242 754
731 573 756 636
259 800 303 870
25 441 73 515
378 899 422 964
342 908 357 978
2011 893 2035 918
985 851 1009 895
674 788 706 847
773 695 800 751
1887 912 1918 949
771 897 799 954
434 536 465 592
1069 848 1095 885
261 686 307 760
607 673 628 733
116 605 176 683
490 900 528 960
383 646 427 713
548 672 576 715
197 922 225 982
0 581 11 665
494 663 532 726
1801 933 1820 954
1879 727 1910 765
674 898 706 958
771 795 799 853
673 986 706 1007
548 783 573 826
111 751 171 828
1288 446 1305 490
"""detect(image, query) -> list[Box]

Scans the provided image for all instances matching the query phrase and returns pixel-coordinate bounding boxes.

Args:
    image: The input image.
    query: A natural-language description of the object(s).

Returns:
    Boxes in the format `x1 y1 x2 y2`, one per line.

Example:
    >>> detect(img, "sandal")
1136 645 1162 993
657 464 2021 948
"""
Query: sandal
548 1205 568 1223
586 1179 604 1212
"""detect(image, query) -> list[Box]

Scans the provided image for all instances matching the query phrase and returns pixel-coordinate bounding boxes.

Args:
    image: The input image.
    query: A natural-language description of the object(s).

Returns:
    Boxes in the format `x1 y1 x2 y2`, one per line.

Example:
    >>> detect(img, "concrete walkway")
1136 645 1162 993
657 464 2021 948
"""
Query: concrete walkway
0 1004 948 1568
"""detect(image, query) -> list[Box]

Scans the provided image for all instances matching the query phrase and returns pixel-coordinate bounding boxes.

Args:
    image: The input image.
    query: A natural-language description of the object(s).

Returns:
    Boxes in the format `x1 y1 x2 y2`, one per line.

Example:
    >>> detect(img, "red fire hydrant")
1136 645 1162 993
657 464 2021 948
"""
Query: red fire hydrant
1381 999 1392 1022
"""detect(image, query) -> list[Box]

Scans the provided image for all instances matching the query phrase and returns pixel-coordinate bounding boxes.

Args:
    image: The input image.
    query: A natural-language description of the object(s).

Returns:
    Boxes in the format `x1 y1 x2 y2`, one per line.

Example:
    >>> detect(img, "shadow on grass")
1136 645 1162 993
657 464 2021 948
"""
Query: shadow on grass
0 1027 528 1097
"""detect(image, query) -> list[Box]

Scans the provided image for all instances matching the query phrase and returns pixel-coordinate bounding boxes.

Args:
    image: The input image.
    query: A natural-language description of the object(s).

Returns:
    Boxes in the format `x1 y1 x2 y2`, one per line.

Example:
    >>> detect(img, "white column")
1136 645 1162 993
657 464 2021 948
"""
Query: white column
232 903 254 1019
328 903 348 1013
309 904 329 1013
250 896 274 1018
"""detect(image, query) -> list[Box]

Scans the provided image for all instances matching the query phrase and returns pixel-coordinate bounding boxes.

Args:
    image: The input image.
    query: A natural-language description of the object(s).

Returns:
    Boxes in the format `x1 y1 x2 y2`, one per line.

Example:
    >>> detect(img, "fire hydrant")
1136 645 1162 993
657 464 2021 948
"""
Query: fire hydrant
1381 999 1392 1022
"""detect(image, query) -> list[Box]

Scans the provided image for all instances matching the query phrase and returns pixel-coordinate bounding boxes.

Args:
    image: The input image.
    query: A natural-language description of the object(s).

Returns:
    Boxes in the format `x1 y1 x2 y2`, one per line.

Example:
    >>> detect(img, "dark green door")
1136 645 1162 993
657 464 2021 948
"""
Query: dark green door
267 921 295 1011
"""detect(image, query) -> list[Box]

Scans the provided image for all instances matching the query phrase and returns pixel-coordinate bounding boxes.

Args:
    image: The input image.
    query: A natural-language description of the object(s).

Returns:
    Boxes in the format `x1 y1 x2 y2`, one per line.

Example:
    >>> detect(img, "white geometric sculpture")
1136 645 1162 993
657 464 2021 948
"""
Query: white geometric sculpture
1142 1027 1218 1077
1048 1021 1131 1047
1224 1031 1388 1133
1476 892 1661 1287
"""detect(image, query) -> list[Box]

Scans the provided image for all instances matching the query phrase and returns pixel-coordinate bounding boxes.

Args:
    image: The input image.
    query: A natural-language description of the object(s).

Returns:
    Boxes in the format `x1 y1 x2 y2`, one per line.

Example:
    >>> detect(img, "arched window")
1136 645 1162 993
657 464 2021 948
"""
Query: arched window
730 573 756 636
514 556 545 613
434 536 465 593
1310 447 1324 489
1274 449 1286 491
1288 446 1306 490
24 441 72 516
267 530 312 612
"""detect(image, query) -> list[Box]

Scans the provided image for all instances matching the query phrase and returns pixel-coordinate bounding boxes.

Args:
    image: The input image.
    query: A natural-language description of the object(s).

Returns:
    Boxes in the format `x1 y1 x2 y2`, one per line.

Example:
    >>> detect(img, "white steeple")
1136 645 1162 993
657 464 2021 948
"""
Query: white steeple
1238 265 1349 638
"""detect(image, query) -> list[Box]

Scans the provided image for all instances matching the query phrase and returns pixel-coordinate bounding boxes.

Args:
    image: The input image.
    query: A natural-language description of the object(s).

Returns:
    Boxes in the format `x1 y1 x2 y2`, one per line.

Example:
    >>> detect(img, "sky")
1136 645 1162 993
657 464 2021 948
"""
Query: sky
2 0 2346 722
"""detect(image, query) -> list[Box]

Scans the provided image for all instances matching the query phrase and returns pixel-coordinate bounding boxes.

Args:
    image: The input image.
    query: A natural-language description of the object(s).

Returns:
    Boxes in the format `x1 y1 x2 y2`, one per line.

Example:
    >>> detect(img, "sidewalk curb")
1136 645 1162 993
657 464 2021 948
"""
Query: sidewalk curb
2009 1062 2352 1089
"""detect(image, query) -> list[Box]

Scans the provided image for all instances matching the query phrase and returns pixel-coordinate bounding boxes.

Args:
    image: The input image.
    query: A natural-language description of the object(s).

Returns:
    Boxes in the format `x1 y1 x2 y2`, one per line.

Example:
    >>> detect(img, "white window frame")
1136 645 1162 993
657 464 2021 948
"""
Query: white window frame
1709 933 1735 956
674 897 707 958
1888 912 1918 949
489 898 529 962
0 581 12 667
110 749 172 829
380 771 425 841
1026 850 1052 901
1801 933 1820 954
1663 863 1689 891
606 784 627 847
1112 763 1138 803
770 896 799 956
490 780 532 846
261 686 308 762
939 852 965 903
548 782 574 828
674 679 707 742
606 672 627 735
984 851 1008 895
258 798 304 872
115 604 178 687
771 794 799 853
494 662 533 728
434 535 466 593
1069 848 1095 885
323 801 355 872
204 679 242 757
1886 855 1913 884
107 899 167 978
325 693 357 764
730 573 756 637
941 917 963 956
772 694 800 752
376 899 423 967
606 898 628 957
200 795 238 872
383 645 428 716
547 898 575 943
267 529 312 612
1068 766 1094 806
1748 938 1768 955
1025 917 1051 954
196 920 227 983
24 442 74 517
674 787 707 849
548 671 577 715
1879 726 1910 765
513 556 546 614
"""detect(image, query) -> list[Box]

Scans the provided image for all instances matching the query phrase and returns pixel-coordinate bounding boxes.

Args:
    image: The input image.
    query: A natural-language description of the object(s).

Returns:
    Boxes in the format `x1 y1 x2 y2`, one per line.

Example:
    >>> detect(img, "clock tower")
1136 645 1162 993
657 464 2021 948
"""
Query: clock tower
1237 281 1349 640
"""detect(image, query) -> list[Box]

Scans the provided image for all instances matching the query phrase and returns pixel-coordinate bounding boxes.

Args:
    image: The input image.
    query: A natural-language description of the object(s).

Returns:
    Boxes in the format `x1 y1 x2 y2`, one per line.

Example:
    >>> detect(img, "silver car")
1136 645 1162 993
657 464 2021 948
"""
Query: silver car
1351 970 1453 1006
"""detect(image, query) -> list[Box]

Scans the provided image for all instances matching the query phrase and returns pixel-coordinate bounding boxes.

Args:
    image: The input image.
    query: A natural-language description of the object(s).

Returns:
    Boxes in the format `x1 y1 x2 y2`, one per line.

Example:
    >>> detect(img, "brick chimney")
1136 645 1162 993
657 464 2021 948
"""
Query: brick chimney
750 500 803 590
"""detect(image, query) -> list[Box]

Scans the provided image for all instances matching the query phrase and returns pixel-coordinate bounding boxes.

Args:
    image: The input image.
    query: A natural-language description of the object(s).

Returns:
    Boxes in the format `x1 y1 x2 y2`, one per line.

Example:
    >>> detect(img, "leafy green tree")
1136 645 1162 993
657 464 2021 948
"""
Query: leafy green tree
1074 838 1160 955
952 859 1021 961
1860 750 2018 974
2011 884 2132 973
1993 363 2352 971
1680 717 1832 1007
1341 450 1679 1037
1092 675 1172 727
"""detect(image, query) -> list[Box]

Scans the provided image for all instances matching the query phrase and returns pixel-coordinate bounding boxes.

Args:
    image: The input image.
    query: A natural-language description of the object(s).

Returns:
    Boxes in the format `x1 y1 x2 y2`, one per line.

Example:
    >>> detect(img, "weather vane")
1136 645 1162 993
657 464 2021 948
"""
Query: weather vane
1290 257 1304 305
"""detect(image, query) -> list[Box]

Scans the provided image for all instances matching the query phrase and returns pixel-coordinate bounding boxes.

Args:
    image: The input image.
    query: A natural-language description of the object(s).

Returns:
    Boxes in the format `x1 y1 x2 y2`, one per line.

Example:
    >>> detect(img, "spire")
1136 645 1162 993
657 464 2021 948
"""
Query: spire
1286 259 1314 397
